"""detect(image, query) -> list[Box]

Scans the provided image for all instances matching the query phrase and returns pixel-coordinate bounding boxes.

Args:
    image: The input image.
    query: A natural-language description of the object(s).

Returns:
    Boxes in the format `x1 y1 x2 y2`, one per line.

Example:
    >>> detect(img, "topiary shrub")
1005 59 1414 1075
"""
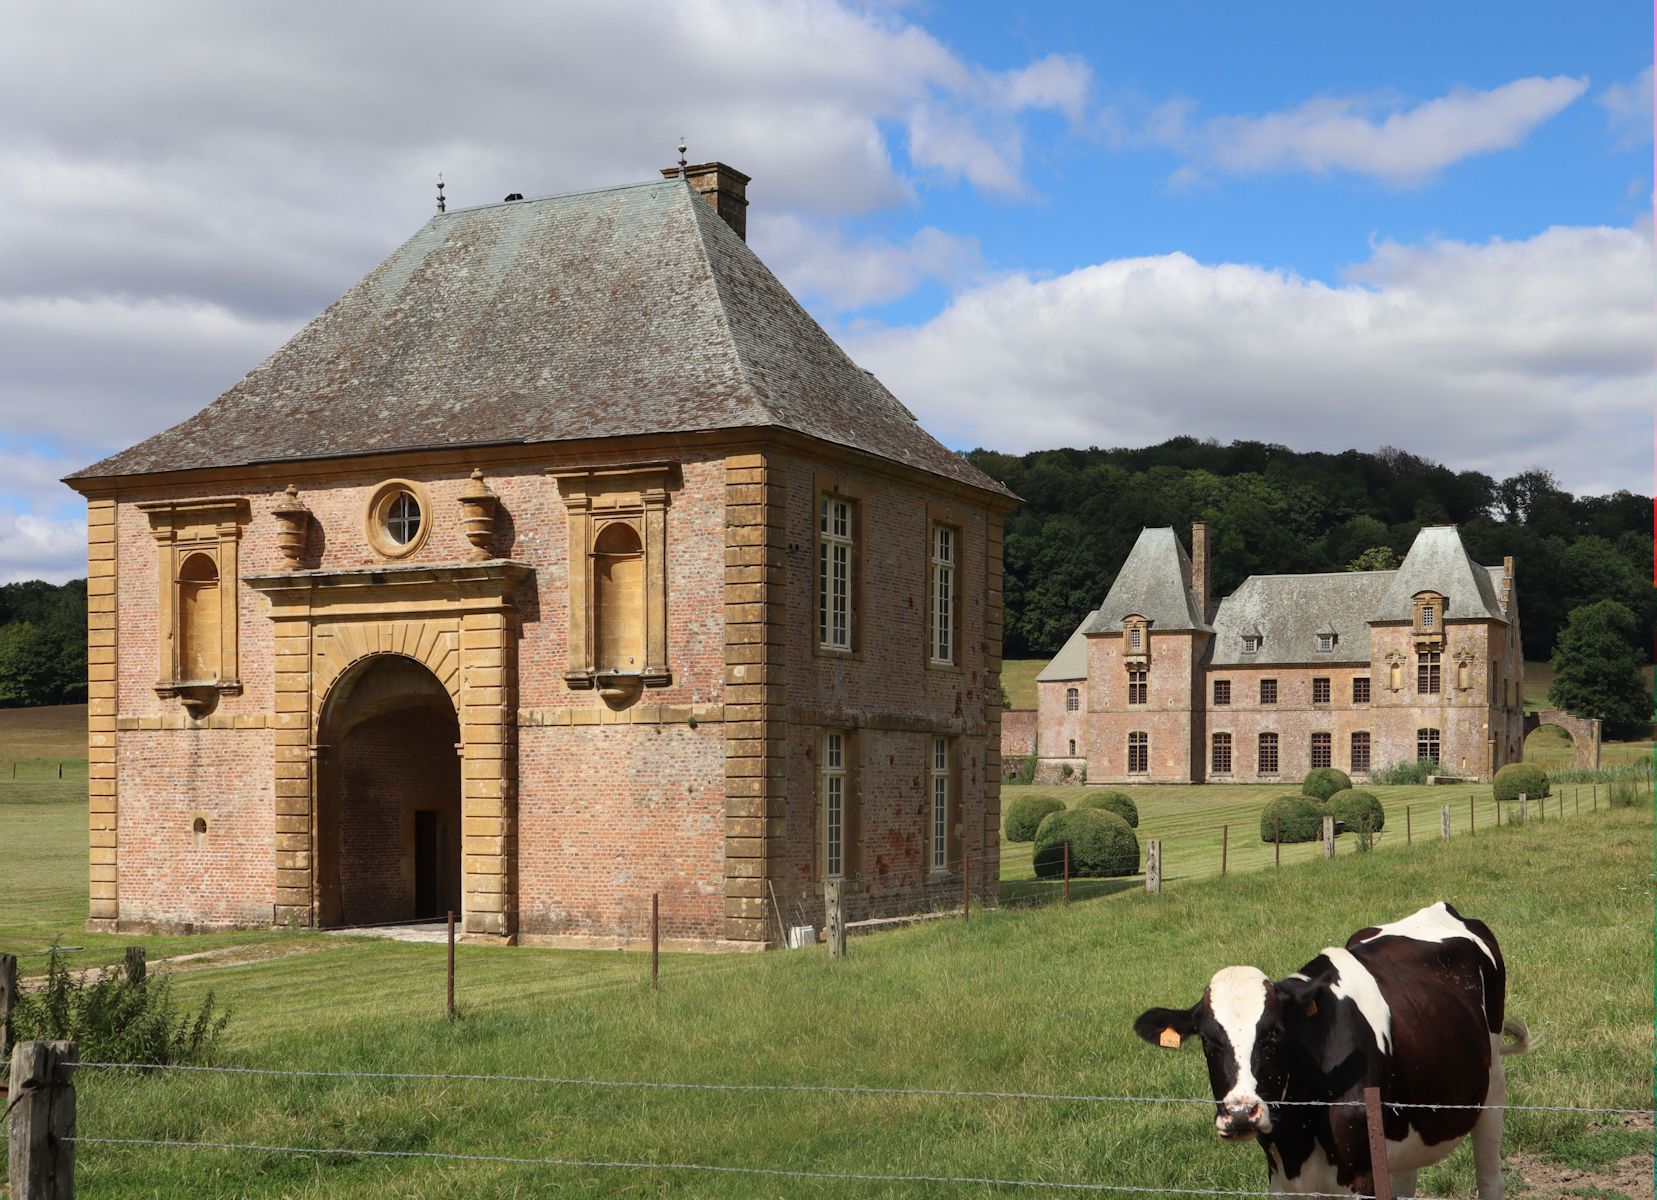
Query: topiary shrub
1259 795 1328 843
1076 790 1139 828
1327 788 1385 834
1301 767 1352 802
1004 792 1065 843
1493 762 1550 802
1032 809 1139 878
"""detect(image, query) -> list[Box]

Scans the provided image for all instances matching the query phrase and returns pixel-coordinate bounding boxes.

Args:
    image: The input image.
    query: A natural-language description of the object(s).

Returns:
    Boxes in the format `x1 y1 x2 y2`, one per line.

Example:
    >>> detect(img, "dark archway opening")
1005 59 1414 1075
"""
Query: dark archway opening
317 655 461 927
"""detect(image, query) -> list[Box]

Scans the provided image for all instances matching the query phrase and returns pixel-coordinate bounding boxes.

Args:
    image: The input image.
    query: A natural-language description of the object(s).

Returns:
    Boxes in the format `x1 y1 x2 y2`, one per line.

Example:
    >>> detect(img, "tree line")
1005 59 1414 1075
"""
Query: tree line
0 579 88 707
965 438 1653 669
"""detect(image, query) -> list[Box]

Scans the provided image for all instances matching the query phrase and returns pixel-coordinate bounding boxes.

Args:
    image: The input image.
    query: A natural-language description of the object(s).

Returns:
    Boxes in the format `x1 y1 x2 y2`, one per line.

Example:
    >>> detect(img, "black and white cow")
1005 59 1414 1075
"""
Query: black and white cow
1134 901 1532 1199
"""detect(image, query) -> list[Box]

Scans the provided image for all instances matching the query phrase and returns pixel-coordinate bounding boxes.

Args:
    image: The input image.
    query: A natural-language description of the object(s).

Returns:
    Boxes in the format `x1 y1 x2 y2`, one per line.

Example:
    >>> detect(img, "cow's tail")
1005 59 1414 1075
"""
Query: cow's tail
1499 1018 1535 1056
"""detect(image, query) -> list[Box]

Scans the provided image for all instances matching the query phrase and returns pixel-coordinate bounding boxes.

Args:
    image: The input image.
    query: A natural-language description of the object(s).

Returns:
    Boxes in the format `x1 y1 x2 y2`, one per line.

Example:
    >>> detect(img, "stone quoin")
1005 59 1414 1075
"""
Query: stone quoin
66 163 1018 949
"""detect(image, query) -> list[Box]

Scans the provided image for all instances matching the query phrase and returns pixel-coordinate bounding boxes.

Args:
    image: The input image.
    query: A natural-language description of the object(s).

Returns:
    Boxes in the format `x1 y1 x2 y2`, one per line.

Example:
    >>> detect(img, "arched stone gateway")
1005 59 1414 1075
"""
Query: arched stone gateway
247 559 531 941
316 655 461 928
1523 707 1601 770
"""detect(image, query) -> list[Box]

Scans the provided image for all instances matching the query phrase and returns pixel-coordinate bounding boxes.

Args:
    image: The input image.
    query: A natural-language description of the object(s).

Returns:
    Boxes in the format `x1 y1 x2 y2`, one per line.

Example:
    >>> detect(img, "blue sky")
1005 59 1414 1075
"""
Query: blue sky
0 1 1650 582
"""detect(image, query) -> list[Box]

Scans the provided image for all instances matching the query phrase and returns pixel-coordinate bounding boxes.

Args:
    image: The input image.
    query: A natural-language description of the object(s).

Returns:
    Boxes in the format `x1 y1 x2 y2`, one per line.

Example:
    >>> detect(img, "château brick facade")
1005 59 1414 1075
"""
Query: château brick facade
68 164 1015 949
1035 524 1526 785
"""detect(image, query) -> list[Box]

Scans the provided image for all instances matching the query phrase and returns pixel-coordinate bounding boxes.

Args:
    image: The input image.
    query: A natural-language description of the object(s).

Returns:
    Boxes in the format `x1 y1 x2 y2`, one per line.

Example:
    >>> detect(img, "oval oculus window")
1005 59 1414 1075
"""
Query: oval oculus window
385 490 422 545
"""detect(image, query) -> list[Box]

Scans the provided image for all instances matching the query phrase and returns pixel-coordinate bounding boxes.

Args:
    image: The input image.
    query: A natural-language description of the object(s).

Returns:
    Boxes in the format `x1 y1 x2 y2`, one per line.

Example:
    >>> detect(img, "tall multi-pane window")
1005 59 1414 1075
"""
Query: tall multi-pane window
1310 732 1332 769
1127 731 1149 774
930 737 950 872
1065 687 1079 712
1421 605 1436 629
1127 669 1148 705
818 498 853 651
1260 678 1278 705
821 730 846 877
1258 732 1279 774
929 524 956 665
1213 679 1231 706
1312 677 1331 704
1350 731 1371 772
1417 727 1441 764
1129 626 1143 651
1417 652 1441 695
1211 732 1232 774
1352 677 1371 704
1068 739 1076 755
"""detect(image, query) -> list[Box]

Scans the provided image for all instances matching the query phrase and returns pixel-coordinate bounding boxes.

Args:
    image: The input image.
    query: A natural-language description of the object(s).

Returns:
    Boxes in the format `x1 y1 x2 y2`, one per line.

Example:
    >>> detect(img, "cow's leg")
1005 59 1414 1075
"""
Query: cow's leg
1471 1040 1508 1200
1393 1168 1419 1199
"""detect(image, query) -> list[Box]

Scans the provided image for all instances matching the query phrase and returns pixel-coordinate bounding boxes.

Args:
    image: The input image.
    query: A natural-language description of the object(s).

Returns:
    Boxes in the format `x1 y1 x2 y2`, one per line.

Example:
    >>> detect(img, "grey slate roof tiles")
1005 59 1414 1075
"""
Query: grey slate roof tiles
1082 528 1211 634
1207 570 1391 665
72 178 1009 497
1035 608 1098 682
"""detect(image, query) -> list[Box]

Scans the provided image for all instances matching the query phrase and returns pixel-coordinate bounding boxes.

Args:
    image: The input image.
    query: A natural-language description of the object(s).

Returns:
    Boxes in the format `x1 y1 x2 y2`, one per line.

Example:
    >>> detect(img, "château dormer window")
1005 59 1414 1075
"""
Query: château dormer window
1242 633 1262 654
1123 615 1150 662
1316 633 1336 653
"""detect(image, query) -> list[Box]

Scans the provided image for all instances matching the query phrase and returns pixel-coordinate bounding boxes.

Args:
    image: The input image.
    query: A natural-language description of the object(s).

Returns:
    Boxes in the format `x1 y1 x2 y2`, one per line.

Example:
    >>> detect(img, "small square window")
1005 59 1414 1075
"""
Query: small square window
1312 677 1330 705
1260 678 1278 705
1213 679 1231 706
1316 633 1335 653
1242 634 1262 654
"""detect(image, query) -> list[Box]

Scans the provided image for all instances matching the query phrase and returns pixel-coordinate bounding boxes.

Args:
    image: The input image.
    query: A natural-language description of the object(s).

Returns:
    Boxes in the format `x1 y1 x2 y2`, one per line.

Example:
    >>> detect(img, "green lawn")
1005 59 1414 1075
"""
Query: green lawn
1001 658 1044 710
2 703 1650 1197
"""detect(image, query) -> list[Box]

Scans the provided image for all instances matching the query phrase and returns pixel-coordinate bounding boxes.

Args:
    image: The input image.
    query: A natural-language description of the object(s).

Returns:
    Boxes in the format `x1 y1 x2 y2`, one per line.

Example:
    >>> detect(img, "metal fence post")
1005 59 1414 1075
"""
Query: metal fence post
651 893 660 986
1145 840 1161 894
446 911 456 1018
1363 1086 1395 1200
1062 842 1070 904
8 1039 78 1199
1405 805 1412 844
1220 824 1229 876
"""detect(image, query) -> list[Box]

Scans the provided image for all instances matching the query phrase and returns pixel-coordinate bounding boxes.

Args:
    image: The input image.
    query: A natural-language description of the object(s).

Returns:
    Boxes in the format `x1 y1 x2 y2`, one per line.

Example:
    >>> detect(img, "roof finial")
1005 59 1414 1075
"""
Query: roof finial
677 138 688 176
436 173 446 213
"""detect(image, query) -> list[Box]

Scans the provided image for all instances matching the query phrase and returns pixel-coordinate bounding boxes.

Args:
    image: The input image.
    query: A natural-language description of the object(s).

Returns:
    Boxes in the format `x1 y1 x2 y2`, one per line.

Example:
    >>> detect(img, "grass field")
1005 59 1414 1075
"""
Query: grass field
1 706 1651 1197
1001 658 1044 710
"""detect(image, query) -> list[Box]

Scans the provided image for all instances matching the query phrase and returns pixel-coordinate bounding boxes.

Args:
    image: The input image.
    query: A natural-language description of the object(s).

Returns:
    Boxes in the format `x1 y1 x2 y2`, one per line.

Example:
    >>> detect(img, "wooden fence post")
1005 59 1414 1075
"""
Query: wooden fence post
962 855 970 924
1145 840 1161 894
1322 816 1335 859
651 893 660 985
0 953 15 1062
1062 842 1070 904
8 1039 78 1199
1440 804 1451 842
1363 1086 1395 1200
1405 805 1411 845
1519 792 1528 823
1220 824 1229 876
123 946 146 986
1592 783 1597 810
824 879 845 959
1469 793 1475 835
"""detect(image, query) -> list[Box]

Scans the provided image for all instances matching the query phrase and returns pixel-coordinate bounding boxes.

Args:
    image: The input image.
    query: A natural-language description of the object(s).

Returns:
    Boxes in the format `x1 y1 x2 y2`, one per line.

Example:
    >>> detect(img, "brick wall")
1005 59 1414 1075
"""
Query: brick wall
1000 709 1036 759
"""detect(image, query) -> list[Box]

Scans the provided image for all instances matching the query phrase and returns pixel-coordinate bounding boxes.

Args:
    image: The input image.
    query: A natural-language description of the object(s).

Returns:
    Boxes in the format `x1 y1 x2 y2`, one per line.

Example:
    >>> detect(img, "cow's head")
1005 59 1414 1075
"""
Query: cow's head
1134 966 1325 1142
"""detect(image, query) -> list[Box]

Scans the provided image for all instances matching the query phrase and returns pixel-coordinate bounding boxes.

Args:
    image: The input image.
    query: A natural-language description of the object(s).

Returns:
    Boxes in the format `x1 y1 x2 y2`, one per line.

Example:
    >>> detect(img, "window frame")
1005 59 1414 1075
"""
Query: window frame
1211 731 1232 775
819 728 857 880
1417 651 1442 695
819 495 855 653
927 521 960 667
1352 677 1371 705
1127 667 1148 705
1213 679 1231 706
1310 731 1332 770
1350 731 1371 773
1312 677 1331 705
1316 632 1336 653
1260 678 1278 705
928 735 960 875
1242 634 1261 654
1064 686 1079 712
1417 727 1441 765
365 478 434 561
1258 731 1279 775
1127 731 1149 775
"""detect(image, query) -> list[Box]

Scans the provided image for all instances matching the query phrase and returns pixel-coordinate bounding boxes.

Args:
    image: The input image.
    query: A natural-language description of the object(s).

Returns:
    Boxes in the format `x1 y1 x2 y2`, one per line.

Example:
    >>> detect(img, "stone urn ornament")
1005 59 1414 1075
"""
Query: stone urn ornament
458 468 499 560
272 485 311 570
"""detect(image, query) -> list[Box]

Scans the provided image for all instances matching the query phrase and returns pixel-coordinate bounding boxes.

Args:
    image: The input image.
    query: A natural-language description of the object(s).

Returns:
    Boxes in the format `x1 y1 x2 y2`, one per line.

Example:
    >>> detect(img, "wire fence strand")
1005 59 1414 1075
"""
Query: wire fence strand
69 1061 1654 1117
63 1135 1446 1199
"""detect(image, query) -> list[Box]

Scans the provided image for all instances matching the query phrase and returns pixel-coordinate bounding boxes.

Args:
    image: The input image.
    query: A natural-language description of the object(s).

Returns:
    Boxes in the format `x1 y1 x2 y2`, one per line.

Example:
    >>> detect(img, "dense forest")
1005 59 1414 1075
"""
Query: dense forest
0 579 87 706
965 439 1653 662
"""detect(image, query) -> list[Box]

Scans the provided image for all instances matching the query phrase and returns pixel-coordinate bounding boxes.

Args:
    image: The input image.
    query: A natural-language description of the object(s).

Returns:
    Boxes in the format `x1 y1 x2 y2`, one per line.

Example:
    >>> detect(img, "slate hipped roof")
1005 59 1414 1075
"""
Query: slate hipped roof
70 176 1010 497
1045 524 1509 676
1082 528 1212 634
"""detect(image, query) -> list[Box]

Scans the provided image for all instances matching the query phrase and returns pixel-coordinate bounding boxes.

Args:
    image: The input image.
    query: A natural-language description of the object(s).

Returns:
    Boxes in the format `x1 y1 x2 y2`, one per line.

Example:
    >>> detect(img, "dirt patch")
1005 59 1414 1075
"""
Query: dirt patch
1508 1150 1653 1200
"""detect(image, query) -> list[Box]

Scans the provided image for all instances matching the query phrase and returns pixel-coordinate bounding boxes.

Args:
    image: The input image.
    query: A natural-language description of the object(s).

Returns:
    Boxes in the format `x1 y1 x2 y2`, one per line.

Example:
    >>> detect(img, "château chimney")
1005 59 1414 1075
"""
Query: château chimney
1191 522 1213 623
661 161 750 241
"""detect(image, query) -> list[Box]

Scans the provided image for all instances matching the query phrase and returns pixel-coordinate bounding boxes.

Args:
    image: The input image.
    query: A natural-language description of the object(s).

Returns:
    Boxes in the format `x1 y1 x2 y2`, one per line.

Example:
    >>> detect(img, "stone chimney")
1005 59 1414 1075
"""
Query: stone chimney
1191 522 1213 623
661 161 750 241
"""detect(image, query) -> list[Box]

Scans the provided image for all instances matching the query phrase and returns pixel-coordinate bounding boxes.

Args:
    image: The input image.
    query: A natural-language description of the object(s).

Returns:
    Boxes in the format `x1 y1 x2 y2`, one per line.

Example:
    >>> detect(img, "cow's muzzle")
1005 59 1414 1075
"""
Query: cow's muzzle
1215 1100 1268 1141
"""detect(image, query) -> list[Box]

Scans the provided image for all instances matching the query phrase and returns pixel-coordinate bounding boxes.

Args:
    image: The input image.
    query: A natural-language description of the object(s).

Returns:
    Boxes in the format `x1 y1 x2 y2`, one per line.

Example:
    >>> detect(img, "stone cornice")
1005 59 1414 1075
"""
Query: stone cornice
245 558 532 600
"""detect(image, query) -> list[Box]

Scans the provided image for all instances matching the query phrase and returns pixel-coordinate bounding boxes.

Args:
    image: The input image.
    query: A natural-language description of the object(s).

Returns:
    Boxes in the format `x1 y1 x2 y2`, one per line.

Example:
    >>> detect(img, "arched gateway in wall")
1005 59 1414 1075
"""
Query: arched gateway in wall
1523 707 1602 770
247 560 530 941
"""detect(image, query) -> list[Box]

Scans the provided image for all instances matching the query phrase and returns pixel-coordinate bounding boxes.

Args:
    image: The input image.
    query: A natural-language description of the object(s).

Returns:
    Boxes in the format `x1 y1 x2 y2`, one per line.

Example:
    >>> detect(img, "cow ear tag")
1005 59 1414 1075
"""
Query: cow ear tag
1159 1027 1182 1049
1304 999 1318 1017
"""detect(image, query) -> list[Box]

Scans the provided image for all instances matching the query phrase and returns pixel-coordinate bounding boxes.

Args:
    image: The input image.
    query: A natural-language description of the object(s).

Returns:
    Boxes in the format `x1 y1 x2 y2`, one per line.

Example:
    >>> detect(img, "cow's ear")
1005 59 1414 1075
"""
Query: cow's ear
1134 1006 1198 1049
1277 977 1324 1021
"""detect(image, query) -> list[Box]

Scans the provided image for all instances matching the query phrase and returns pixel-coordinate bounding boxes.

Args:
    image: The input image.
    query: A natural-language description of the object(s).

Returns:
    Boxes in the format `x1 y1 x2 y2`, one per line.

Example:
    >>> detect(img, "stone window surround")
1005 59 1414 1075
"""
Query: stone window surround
925 501 966 671
365 478 433 560
1211 731 1232 774
551 463 675 695
1126 730 1149 774
816 727 861 882
812 472 868 661
928 734 962 877
1258 731 1279 774
138 496 250 710
1065 687 1079 712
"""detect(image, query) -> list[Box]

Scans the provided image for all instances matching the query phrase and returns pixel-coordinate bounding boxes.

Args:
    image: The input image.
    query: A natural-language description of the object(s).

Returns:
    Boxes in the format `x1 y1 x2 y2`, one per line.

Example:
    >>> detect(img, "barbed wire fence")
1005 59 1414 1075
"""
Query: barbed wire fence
7 1048 1651 1199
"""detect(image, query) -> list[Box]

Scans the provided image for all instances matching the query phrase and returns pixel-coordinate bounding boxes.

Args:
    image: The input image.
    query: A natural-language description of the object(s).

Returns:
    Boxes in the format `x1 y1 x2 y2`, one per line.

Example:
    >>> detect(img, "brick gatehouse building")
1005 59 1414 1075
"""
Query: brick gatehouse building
1034 523 1527 785
67 163 1016 949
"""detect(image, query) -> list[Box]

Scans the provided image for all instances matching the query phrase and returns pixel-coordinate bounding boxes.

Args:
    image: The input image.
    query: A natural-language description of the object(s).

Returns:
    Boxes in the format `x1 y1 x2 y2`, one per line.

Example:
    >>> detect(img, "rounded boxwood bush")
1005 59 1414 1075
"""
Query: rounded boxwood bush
1493 762 1549 802
1328 788 1385 834
1004 793 1066 843
1076 790 1139 828
1260 795 1328 843
1033 808 1139 878
1301 767 1352 802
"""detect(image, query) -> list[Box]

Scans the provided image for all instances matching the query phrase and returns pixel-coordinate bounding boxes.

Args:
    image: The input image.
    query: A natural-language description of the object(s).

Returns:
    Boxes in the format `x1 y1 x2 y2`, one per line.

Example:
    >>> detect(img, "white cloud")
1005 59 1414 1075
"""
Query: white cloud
1159 76 1588 185
847 222 1656 496
1599 65 1654 148
751 216 981 311
0 510 87 585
